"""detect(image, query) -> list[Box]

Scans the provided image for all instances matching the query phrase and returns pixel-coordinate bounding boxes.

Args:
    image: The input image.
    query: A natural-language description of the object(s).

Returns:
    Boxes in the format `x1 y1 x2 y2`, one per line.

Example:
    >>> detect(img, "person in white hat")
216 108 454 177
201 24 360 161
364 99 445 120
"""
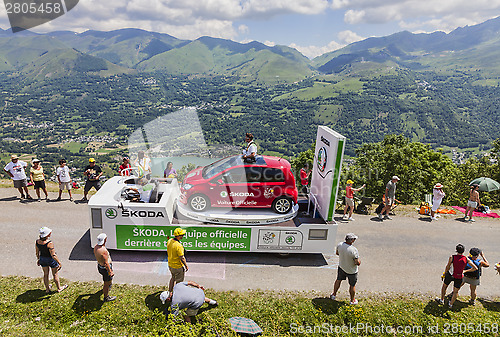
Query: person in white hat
330 233 361 305
35 227 67 293
378 176 400 220
93 233 116 302
30 159 49 201
431 183 446 221
4 154 32 199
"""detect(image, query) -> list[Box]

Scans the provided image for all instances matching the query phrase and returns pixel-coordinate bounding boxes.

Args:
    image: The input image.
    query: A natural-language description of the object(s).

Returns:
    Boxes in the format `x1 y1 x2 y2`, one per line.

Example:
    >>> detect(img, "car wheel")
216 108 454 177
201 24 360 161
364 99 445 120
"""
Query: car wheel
189 194 210 212
272 196 292 214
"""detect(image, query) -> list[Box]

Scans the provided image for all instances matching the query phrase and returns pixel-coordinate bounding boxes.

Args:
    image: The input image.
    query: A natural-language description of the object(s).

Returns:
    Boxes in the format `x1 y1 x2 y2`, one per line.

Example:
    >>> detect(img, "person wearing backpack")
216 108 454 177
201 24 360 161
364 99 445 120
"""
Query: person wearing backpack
462 248 489 305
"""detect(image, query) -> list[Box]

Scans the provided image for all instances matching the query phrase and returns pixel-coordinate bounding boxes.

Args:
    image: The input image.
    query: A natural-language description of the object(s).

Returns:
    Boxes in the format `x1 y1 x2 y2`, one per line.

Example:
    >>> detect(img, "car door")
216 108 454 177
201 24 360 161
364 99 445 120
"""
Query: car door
260 167 286 207
210 166 249 207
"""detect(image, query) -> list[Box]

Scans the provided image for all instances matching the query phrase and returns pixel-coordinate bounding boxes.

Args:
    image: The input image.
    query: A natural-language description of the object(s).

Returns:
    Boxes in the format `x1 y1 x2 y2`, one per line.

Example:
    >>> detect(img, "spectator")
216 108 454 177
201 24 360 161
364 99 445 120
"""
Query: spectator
4 154 32 199
93 233 116 302
430 183 445 221
56 159 73 201
378 176 400 220
163 161 177 179
162 281 217 323
82 158 103 201
30 159 48 201
343 180 365 221
465 184 480 222
242 133 257 163
166 228 188 301
119 157 131 176
462 248 489 305
134 151 151 179
330 233 361 305
299 163 311 196
437 244 477 308
35 227 67 293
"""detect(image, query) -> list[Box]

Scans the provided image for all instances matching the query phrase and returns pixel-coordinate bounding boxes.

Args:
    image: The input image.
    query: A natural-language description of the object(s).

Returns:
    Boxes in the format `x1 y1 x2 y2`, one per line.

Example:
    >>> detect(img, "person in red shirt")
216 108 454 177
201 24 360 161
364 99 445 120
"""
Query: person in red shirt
343 180 365 221
299 163 311 196
119 157 131 176
437 244 477 308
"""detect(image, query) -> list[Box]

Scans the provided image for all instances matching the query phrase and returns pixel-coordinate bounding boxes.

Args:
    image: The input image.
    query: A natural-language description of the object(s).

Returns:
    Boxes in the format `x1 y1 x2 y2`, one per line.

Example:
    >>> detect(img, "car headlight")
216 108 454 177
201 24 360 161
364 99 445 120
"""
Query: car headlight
183 184 193 190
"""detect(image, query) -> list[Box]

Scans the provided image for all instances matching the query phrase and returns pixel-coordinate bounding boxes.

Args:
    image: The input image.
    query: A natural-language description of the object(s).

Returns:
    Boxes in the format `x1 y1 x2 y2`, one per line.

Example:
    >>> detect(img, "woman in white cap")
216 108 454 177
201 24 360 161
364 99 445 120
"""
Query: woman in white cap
35 227 67 293
30 159 49 201
431 183 446 221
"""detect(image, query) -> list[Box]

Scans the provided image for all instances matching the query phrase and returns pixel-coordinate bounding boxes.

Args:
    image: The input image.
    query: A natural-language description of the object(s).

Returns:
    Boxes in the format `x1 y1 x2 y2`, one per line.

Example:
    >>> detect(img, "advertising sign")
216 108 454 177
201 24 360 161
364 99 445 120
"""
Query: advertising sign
116 225 251 251
310 126 346 221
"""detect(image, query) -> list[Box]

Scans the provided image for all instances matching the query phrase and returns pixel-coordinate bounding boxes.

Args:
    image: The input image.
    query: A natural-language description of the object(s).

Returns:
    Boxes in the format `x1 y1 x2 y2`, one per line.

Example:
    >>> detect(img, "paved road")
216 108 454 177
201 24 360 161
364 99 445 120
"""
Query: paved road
1 187 499 299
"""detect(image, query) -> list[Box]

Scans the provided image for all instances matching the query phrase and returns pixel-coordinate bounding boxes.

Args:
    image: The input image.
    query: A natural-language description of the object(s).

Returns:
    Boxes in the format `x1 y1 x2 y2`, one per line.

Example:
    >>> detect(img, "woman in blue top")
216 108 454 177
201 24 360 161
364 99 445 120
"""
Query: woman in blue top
462 248 489 305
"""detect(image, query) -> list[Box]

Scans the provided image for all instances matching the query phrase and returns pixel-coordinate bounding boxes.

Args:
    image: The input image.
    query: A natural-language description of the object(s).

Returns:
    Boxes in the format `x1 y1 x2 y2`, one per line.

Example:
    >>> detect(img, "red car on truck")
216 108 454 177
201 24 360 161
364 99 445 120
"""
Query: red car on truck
179 155 298 214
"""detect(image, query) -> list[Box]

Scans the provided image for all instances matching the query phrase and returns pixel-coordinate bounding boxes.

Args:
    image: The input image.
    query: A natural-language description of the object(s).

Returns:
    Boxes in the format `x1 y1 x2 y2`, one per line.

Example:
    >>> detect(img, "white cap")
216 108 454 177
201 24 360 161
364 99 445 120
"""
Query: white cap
392 175 400 181
39 227 52 238
345 233 358 240
96 233 107 245
160 291 170 304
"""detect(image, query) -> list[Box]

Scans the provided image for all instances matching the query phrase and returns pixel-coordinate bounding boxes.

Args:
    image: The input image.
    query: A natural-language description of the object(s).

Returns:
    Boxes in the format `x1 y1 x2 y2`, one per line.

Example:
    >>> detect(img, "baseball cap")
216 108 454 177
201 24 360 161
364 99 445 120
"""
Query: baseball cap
89 158 96 163
160 291 170 304
345 233 358 240
392 176 400 181
173 228 186 236
346 180 354 184
39 227 52 238
32 159 40 163
11 154 18 160
96 233 107 245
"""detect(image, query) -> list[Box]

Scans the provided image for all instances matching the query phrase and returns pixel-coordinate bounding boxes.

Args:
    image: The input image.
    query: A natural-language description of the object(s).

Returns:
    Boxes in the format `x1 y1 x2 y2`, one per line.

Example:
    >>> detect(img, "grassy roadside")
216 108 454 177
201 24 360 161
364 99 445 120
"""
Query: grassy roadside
1 276 499 336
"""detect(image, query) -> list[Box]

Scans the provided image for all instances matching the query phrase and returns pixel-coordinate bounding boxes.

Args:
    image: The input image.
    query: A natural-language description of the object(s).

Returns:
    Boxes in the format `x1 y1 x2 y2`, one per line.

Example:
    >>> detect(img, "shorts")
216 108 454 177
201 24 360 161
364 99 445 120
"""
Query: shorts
85 180 101 192
462 276 480 286
39 256 59 268
346 198 354 207
34 180 46 189
186 307 201 316
337 267 358 286
13 179 27 188
169 266 185 283
443 272 463 289
98 264 113 282
59 182 72 190
467 200 478 208
385 197 395 206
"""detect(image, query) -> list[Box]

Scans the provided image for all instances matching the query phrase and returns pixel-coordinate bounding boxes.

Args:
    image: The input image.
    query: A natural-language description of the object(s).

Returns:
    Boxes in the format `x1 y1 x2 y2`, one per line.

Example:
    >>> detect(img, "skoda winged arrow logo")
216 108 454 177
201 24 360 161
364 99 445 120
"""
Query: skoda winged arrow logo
105 208 117 219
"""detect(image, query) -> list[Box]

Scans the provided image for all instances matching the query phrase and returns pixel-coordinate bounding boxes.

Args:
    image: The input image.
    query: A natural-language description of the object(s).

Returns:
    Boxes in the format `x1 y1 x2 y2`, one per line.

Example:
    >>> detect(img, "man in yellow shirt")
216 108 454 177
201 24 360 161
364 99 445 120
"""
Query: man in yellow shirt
166 228 188 301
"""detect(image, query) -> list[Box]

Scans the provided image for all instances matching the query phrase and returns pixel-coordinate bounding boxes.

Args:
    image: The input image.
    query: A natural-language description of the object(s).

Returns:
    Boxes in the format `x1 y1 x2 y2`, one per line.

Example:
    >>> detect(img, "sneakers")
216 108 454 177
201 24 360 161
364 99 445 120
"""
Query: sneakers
469 218 475 222
20 194 25 199
69 197 74 202
448 302 453 309
26 195 33 200
342 215 348 220
435 298 444 305
330 294 336 301
378 213 383 220
104 296 117 302
56 197 61 201
348 217 354 221
37 198 41 202
383 215 392 220
469 299 475 305
81 197 88 201
350 299 358 305
208 299 218 306
464 216 469 221
431 217 437 221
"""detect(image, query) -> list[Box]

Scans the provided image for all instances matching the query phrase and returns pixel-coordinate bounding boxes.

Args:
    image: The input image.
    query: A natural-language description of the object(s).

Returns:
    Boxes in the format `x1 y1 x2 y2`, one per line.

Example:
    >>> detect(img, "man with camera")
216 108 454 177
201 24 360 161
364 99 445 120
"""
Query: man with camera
82 158 103 201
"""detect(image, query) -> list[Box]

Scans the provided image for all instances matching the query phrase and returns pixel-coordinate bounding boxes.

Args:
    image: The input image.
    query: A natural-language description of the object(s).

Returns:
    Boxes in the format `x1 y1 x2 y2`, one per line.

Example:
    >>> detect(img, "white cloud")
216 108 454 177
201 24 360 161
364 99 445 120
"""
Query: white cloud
238 24 249 34
337 30 364 44
290 40 343 59
264 40 275 47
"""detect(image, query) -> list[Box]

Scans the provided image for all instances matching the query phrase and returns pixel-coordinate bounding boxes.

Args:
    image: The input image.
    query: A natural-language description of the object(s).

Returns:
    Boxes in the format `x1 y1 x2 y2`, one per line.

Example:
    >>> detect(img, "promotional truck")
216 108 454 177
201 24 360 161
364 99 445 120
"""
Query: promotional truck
88 126 345 255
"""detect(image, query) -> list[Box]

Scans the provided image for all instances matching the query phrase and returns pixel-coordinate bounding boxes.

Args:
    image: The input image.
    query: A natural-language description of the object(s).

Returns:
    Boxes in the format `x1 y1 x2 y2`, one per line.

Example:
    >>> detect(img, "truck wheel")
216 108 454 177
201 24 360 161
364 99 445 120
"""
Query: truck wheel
189 194 210 212
272 196 292 214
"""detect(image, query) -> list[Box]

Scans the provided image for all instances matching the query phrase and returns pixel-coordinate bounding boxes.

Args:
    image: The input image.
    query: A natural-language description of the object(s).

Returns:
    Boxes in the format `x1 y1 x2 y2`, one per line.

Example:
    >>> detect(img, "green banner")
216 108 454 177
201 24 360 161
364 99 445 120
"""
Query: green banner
116 225 252 251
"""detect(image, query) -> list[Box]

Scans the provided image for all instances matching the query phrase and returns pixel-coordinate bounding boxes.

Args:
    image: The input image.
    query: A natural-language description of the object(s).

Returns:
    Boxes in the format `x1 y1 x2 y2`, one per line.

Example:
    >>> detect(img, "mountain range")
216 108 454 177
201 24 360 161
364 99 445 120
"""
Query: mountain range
1 15 500 81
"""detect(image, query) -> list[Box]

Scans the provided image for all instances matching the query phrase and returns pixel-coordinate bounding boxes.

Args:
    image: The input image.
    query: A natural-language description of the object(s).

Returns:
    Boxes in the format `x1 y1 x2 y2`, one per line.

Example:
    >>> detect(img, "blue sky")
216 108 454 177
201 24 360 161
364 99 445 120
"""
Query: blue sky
1 0 499 58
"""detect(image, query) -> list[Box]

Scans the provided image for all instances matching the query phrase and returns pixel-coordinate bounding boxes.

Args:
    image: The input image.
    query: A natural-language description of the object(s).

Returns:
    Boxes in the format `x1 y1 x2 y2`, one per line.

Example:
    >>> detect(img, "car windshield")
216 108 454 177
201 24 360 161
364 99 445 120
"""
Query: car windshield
202 156 243 179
